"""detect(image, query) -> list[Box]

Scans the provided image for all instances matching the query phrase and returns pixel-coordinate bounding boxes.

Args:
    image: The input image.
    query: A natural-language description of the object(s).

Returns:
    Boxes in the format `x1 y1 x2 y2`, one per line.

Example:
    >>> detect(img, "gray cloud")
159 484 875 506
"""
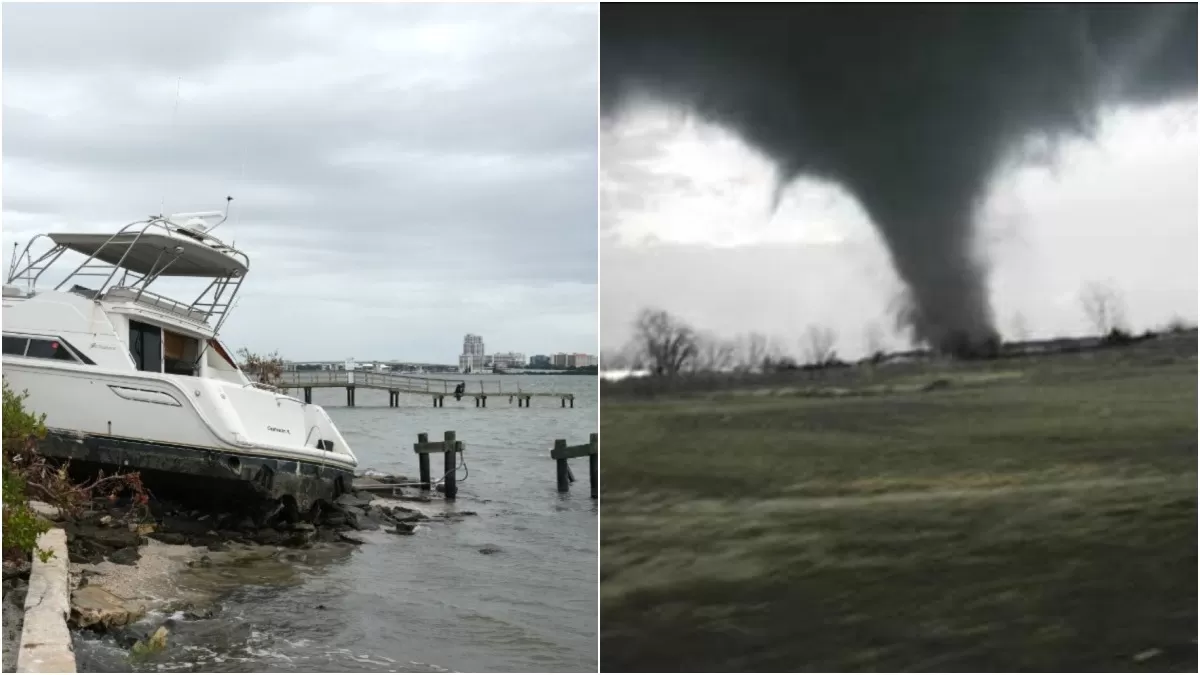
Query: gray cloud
3 2 598 362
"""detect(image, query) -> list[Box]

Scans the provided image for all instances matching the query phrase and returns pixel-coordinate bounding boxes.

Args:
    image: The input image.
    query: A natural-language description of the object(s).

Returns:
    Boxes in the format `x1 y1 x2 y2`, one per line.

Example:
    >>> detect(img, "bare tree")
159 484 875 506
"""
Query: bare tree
693 332 736 373
801 324 838 365
632 308 698 376
1080 282 1127 335
732 332 770 372
237 348 285 385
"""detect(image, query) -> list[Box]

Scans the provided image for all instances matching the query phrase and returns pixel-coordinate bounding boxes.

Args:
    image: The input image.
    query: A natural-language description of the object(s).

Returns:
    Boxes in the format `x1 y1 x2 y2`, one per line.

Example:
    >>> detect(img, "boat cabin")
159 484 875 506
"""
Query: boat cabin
4 212 252 384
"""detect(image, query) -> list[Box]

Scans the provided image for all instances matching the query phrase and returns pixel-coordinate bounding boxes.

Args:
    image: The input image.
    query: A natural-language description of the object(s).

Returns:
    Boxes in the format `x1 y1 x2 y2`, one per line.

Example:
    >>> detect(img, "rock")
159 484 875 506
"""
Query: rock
99 515 114 527
28 500 62 521
315 529 343 544
236 516 256 531
322 514 347 527
338 532 366 545
478 545 502 555
284 531 314 547
334 492 373 508
2 560 31 580
72 586 145 630
67 523 142 549
291 522 316 532
389 522 417 535
148 532 188 546
207 541 229 552
107 547 141 566
255 529 287 546
183 606 216 621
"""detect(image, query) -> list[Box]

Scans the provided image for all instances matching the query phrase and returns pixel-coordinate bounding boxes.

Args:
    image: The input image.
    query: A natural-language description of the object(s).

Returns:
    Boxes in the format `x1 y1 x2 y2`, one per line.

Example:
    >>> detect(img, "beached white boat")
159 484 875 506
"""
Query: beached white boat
2 206 357 510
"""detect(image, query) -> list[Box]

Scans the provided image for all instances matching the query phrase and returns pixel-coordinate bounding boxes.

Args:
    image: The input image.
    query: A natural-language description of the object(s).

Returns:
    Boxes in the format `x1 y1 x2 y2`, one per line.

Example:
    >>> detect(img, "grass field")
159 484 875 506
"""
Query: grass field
600 335 1197 672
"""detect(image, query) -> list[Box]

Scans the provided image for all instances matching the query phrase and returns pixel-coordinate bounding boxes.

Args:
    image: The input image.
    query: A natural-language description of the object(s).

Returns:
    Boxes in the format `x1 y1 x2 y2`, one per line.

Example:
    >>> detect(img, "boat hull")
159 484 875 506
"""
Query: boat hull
39 430 355 511
4 359 358 511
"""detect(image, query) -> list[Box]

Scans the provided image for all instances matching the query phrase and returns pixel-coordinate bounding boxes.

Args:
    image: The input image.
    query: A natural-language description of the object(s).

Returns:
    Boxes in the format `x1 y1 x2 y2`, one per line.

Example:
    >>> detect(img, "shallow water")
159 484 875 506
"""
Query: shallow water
74 375 598 673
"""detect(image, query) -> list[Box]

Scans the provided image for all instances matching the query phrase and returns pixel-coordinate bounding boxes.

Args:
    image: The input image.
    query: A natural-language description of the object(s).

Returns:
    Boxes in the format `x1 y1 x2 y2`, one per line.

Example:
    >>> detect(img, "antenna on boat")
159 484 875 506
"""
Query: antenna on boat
7 242 19 282
206 196 234 234
161 76 182 217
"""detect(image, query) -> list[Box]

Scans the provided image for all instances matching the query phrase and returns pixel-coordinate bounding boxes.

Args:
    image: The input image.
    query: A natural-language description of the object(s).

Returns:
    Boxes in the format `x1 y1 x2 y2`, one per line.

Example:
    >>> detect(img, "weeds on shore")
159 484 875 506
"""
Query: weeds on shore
2 380 148 562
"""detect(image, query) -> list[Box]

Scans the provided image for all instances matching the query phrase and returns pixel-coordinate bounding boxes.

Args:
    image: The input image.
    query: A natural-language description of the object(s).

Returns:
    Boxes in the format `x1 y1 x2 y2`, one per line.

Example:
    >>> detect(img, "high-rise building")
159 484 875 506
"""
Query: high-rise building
551 352 569 368
567 353 597 368
459 334 486 372
491 352 526 370
529 355 551 368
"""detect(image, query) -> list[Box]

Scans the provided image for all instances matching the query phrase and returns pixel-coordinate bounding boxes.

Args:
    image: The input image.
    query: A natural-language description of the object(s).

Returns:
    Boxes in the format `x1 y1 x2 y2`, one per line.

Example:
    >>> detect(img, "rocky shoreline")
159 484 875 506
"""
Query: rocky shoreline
27 474 475 658
2 559 31 673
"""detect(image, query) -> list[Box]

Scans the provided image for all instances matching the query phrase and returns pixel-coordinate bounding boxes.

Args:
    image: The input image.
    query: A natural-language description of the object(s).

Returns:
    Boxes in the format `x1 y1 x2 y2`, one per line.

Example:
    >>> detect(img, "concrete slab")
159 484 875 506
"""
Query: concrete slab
17 528 75 673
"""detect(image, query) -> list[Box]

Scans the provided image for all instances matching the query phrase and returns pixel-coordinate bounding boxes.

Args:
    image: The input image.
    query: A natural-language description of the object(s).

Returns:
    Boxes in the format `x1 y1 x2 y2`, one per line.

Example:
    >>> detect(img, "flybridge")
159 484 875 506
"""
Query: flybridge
5 202 250 337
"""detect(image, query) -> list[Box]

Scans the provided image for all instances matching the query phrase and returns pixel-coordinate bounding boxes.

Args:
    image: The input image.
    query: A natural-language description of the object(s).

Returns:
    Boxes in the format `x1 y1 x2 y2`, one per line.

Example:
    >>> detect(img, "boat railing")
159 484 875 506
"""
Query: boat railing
6 212 248 337
103 286 212 325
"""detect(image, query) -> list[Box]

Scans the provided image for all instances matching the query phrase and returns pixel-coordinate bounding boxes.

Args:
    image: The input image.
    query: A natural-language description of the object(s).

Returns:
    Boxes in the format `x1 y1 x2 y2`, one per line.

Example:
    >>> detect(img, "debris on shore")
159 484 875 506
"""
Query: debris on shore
60 473 474 636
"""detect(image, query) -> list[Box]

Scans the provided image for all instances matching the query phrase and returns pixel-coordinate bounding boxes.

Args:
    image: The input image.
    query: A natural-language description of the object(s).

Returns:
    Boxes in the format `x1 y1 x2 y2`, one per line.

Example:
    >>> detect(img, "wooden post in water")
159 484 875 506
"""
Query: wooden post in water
589 432 598 499
417 432 431 490
443 430 458 500
304 387 312 404
549 434 598 497
554 440 570 492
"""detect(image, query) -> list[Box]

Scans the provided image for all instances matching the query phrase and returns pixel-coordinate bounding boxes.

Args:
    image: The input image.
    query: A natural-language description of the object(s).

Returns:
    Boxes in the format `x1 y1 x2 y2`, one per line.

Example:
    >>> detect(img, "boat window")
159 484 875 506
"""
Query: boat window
25 338 80 362
2 336 29 356
163 329 200 376
129 320 163 373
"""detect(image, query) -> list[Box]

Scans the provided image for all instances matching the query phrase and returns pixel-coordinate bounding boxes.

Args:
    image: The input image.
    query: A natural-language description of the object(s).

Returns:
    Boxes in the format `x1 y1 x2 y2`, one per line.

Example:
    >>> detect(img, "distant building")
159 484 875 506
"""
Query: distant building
529 354 551 368
491 352 526 370
459 334 486 373
567 353 597 368
551 353 569 368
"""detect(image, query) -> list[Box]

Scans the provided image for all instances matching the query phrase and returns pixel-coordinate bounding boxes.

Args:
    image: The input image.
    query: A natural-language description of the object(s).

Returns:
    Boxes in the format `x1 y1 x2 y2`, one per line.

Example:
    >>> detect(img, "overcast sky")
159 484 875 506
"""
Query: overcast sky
601 99 1197 358
3 3 598 363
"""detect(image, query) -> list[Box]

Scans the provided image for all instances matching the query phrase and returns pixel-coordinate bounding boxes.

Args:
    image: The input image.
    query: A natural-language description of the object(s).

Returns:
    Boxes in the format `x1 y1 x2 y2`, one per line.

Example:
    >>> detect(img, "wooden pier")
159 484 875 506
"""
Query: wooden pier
277 370 576 408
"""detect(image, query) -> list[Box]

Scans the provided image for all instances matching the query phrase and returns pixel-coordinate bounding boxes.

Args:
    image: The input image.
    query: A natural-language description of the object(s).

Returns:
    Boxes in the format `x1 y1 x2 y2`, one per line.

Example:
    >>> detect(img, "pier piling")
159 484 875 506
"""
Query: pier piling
304 387 312 404
550 433 598 498
413 431 465 500
589 433 598 498
417 432 431 490
443 430 458 500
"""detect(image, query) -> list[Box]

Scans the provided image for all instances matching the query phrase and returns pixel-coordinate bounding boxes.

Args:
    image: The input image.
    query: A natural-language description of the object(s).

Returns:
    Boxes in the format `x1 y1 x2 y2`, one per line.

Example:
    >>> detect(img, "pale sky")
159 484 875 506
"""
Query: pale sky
3 3 598 363
601 100 1198 358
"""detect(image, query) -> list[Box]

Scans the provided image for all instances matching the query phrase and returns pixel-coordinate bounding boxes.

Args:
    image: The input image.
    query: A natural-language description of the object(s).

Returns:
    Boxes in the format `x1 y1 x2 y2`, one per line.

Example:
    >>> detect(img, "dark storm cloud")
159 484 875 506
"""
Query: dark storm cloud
601 3 1197 355
3 3 598 360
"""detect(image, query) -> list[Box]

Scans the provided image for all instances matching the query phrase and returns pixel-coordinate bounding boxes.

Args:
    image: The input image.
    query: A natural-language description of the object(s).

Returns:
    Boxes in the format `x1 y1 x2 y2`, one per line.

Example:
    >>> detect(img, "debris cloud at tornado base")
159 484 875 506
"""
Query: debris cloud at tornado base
601 4 1198 356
